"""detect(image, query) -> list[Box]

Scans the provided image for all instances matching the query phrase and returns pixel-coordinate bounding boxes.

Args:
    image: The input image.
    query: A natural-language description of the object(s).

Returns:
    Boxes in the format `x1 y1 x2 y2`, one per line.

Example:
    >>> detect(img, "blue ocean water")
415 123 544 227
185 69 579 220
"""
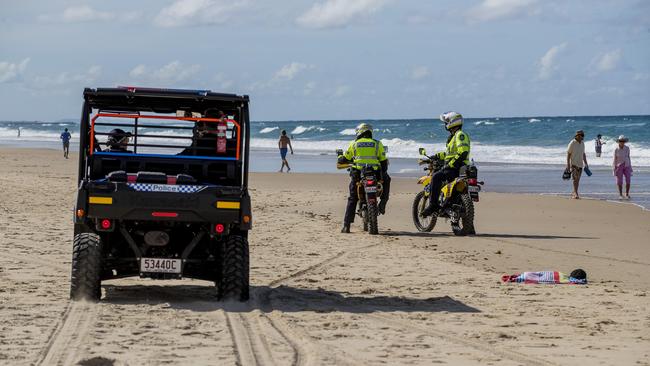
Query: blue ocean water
1 115 648 209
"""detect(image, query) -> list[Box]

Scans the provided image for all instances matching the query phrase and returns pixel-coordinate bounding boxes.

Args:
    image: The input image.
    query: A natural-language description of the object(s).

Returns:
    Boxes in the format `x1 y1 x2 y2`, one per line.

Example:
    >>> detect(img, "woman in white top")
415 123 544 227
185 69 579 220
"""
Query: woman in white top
613 135 632 199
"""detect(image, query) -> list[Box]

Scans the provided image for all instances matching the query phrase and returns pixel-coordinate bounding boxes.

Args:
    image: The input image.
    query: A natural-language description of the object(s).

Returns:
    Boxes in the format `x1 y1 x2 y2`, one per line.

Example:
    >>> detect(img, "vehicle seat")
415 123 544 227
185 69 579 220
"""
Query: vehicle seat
176 174 197 184
107 170 127 182
136 171 167 184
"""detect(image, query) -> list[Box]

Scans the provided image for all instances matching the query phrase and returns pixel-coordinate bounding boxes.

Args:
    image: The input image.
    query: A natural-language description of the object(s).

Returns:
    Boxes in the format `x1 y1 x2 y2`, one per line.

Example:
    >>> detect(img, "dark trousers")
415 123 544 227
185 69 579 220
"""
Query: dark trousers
344 171 391 224
428 168 459 208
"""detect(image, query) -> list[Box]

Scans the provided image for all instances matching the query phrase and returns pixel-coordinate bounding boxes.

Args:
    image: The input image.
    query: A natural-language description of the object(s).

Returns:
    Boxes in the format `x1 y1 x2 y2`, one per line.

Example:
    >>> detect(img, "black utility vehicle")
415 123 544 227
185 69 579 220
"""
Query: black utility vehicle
71 87 252 301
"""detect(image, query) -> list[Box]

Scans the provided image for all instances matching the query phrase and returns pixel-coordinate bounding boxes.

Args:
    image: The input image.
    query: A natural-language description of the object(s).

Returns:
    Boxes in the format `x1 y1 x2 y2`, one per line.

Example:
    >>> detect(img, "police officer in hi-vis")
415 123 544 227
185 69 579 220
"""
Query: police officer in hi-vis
421 111 471 217
338 123 391 233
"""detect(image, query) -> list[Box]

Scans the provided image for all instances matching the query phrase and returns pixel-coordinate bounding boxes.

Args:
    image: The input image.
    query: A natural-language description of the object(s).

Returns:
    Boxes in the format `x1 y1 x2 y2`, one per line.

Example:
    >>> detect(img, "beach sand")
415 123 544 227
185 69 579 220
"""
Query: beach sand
0 148 648 365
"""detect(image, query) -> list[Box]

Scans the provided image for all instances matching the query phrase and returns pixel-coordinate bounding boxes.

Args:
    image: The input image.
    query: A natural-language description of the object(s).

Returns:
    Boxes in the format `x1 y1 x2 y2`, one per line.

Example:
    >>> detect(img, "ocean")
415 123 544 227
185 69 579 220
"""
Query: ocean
1 115 648 210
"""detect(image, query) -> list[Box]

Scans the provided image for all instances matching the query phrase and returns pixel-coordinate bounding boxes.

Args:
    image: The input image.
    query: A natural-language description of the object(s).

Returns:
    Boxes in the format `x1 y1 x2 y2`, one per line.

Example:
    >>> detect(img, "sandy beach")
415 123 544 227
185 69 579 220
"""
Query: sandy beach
1 147 649 366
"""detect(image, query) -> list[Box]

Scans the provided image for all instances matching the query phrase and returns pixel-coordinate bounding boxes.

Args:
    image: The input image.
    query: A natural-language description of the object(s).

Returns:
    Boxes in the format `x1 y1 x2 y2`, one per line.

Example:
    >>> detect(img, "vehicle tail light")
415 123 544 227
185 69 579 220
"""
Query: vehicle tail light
243 215 251 224
151 212 179 218
215 223 225 234
366 180 375 185
76 209 85 218
468 178 478 185
100 219 112 230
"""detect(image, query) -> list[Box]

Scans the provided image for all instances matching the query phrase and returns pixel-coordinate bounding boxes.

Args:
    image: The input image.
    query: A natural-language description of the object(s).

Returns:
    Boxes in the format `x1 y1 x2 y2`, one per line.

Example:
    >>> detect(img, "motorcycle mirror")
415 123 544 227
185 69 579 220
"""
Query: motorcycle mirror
418 147 427 156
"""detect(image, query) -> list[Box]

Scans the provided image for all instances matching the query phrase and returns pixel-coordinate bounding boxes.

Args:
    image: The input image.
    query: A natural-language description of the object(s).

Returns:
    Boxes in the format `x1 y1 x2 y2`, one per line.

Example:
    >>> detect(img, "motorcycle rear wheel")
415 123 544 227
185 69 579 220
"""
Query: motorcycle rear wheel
360 203 369 231
367 201 379 235
451 193 475 236
412 191 436 232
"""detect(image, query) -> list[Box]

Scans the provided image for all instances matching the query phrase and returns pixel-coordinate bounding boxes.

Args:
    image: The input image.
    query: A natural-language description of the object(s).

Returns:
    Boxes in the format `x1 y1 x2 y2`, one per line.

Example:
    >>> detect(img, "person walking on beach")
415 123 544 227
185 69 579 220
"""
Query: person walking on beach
613 135 633 200
566 130 589 199
595 134 604 157
17 127 20 138
60 128 71 159
278 130 293 172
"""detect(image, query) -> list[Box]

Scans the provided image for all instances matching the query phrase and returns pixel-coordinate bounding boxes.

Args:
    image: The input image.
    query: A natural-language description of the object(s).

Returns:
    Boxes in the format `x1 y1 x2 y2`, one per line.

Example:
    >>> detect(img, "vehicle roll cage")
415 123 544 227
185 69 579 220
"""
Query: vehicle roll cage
89 112 242 161
78 87 251 189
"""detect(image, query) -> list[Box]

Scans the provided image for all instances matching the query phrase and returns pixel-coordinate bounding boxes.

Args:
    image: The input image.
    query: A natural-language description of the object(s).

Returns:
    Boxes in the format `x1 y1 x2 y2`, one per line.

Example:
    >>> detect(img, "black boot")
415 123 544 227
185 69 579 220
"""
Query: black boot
421 204 438 218
341 223 350 233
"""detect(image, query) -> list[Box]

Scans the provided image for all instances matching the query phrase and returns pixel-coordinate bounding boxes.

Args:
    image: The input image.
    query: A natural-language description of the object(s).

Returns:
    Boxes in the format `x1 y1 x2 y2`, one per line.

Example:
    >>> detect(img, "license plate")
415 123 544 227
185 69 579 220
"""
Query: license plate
365 186 377 193
468 186 480 193
140 258 182 274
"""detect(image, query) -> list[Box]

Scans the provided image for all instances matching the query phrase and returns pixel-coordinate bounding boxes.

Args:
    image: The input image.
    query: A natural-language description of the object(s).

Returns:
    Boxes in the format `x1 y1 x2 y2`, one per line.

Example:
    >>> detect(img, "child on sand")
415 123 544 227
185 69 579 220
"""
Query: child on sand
613 135 632 200
278 130 293 172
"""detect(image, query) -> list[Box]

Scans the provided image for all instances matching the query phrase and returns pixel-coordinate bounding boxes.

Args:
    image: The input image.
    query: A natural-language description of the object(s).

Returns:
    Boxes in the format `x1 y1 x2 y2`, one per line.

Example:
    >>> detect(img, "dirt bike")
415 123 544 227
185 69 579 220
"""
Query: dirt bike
336 149 383 235
412 148 482 236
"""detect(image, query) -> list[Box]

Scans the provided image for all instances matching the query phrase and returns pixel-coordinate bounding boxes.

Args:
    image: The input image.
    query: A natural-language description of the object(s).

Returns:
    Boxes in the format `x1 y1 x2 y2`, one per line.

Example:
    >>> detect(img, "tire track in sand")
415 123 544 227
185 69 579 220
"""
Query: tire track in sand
225 311 277 366
3 243 98 366
259 237 555 366
35 301 97 366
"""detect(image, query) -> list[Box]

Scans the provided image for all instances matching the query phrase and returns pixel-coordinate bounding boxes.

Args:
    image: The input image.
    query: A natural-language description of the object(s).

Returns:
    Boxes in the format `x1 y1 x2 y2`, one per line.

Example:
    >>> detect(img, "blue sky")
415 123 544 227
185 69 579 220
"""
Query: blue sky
0 0 648 121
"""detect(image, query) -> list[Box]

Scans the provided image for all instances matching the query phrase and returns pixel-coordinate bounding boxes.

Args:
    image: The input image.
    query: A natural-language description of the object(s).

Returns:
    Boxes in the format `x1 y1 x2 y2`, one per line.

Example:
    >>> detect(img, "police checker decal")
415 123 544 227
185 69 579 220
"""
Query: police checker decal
127 183 207 193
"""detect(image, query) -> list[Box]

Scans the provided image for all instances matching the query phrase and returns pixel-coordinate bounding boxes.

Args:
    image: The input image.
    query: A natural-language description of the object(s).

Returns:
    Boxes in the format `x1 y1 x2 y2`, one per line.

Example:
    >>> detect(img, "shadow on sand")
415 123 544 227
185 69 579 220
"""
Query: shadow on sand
102 284 480 314
382 230 595 240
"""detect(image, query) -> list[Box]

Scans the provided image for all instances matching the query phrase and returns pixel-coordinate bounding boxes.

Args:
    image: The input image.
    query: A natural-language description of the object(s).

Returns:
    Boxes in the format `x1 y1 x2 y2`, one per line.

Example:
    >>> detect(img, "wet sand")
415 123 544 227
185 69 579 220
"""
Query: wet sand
0 148 648 365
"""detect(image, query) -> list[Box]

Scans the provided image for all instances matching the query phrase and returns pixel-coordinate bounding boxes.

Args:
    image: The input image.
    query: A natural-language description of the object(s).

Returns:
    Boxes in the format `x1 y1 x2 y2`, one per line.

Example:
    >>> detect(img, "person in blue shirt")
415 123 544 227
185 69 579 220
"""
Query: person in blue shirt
60 128 71 159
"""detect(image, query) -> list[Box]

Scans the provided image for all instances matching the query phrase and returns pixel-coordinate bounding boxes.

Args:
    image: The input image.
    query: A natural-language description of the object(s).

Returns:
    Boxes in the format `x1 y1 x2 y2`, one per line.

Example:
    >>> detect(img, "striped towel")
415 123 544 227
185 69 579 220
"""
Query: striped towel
501 271 587 285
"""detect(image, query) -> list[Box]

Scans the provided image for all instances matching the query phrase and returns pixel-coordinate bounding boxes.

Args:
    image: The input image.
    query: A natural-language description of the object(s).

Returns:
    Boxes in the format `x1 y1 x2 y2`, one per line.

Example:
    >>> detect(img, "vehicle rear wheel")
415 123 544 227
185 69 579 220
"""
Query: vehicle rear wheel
367 202 379 235
70 233 103 302
359 204 368 231
218 234 250 301
412 191 436 232
452 193 475 236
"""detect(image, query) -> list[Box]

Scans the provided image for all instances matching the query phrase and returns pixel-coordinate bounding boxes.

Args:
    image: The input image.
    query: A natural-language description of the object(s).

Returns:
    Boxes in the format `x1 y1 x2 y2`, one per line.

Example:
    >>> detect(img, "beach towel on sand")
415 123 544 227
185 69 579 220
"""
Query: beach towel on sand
502 270 587 285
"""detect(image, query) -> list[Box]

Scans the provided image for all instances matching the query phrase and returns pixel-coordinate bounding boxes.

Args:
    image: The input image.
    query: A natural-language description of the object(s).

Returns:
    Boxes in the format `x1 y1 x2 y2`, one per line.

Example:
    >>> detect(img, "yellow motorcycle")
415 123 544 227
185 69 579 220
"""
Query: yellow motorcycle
412 148 481 236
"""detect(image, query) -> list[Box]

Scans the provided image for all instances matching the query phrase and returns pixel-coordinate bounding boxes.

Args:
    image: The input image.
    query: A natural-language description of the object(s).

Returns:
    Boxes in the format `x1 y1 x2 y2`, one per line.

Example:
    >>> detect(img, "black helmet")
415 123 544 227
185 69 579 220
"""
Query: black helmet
107 128 132 150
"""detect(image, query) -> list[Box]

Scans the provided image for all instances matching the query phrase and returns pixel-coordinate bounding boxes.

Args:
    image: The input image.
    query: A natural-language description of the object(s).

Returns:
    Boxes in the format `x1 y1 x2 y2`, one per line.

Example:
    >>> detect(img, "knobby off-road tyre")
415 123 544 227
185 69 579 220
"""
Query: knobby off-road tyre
367 202 379 235
70 233 103 302
362 204 369 232
452 193 475 236
218 234 250 301
412 191 436 232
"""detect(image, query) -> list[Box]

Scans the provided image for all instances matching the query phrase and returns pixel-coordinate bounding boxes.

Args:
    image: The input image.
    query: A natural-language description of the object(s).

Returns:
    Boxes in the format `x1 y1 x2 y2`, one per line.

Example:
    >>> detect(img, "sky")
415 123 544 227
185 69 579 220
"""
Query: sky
0 0 648 121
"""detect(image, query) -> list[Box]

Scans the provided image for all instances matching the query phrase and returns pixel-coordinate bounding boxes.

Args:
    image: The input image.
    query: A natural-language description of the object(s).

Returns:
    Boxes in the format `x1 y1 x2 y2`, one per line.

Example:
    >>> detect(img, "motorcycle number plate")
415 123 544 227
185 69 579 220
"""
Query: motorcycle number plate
365 186 377 193
140 258 182 274
468 186 480 193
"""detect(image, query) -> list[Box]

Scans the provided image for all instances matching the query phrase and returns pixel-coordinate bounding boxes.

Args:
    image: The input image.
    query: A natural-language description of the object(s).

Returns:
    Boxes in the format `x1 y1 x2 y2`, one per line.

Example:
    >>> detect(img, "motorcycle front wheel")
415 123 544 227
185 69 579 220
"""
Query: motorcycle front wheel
412 191 436 232
451 193 475 236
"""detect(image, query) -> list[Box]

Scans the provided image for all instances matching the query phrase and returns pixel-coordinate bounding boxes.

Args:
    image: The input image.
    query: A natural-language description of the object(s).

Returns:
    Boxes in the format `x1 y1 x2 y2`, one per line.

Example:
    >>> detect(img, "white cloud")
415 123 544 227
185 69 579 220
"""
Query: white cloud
466 0 538 23
410 66 430 80
333 85 350 97
0 58 30 83
594 49 622 73
129 64 147 78
303 81 317 95
39 6 115 23
154 0 246 27
273 62 312 81
537 42 567 80
296 0 388 29
64 6 113 22
30 65 102 89
128 61 201 84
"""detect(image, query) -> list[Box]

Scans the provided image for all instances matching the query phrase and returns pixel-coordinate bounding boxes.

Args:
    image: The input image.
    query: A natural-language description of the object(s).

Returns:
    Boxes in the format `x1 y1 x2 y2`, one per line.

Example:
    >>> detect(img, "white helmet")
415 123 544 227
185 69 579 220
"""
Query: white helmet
355 123 373 138
440 111 463 131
